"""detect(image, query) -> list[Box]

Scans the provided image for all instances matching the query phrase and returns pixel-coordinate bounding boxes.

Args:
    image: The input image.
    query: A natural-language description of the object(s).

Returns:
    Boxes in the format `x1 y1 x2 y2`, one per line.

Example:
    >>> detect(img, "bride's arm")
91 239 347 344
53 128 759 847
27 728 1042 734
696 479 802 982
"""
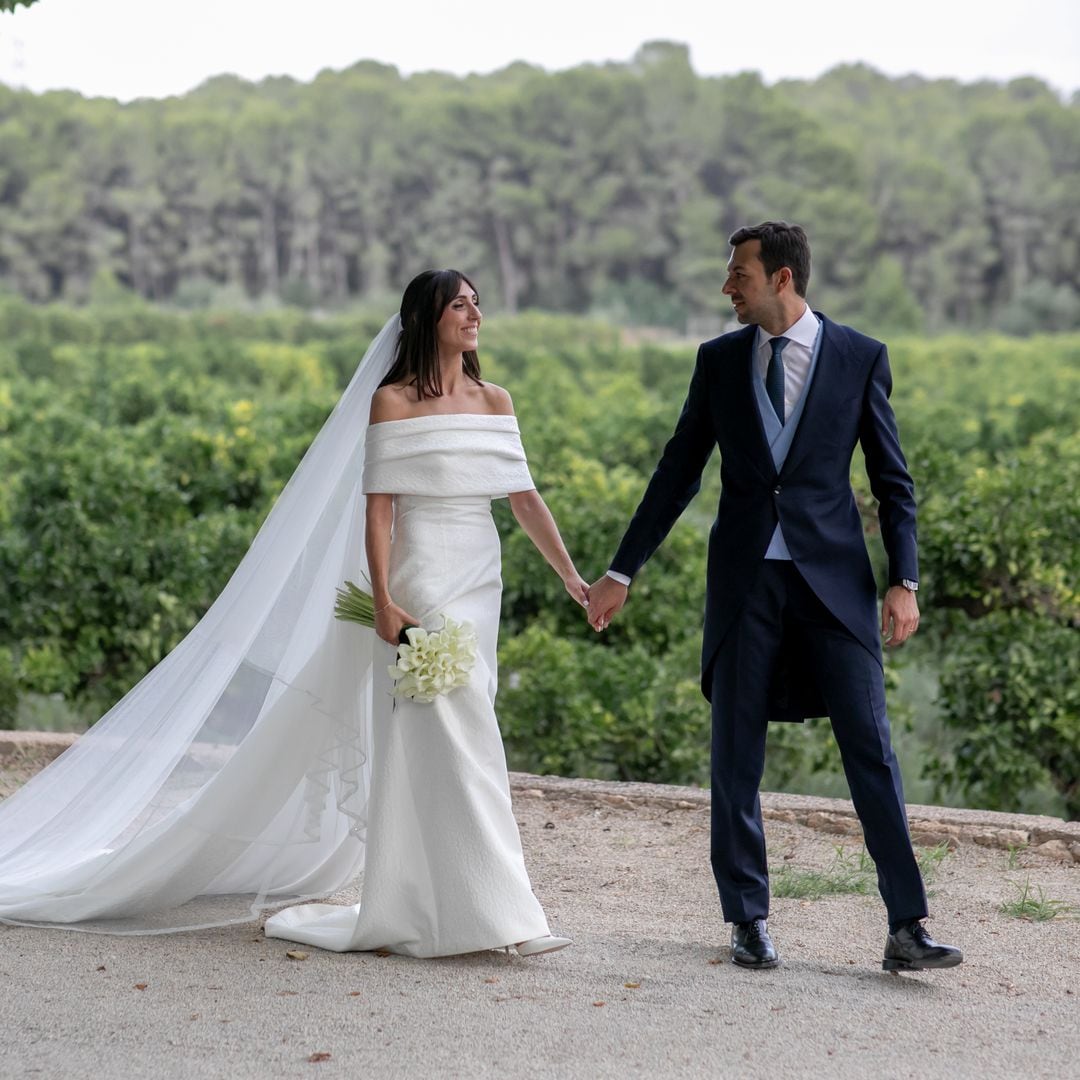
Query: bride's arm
365 493 417 643
507 488 589 609
486 383 588 608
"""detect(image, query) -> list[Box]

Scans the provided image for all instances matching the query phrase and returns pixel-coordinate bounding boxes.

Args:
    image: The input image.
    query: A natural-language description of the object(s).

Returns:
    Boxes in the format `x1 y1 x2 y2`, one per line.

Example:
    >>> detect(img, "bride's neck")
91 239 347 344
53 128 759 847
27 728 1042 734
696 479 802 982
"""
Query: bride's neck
437 353 466 394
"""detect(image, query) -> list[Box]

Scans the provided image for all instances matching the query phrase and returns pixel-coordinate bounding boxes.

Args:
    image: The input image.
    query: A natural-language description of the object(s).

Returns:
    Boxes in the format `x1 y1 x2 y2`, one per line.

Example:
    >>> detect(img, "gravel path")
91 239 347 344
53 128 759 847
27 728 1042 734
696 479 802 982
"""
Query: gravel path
1 765 1077 1080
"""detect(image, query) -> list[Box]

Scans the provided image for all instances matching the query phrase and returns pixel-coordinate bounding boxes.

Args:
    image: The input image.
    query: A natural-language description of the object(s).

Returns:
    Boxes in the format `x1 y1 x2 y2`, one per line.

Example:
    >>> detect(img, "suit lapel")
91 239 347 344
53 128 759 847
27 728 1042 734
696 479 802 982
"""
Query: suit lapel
781 315 851 478
719 327 775 481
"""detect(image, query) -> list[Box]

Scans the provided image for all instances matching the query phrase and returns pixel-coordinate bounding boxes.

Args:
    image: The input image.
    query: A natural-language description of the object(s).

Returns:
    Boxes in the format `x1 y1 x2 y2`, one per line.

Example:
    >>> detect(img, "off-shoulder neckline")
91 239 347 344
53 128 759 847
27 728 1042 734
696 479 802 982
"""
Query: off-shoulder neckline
369 412 518 429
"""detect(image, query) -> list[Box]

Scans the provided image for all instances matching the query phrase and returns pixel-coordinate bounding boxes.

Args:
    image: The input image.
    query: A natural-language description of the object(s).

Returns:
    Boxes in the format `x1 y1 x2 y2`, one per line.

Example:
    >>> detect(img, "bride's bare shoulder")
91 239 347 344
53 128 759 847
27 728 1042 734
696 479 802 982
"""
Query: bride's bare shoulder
369 384 415 424
479 382 515 416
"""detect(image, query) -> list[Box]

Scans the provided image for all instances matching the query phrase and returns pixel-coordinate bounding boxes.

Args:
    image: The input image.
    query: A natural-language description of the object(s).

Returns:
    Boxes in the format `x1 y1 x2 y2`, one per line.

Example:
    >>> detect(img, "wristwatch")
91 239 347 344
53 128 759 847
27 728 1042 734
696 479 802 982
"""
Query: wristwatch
900 579 919 592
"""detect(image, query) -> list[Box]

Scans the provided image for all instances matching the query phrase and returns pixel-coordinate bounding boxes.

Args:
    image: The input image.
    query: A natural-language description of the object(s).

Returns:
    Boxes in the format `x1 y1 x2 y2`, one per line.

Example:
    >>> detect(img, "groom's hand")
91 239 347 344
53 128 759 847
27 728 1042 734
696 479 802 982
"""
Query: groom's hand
881 586 919 647
587 576 628 632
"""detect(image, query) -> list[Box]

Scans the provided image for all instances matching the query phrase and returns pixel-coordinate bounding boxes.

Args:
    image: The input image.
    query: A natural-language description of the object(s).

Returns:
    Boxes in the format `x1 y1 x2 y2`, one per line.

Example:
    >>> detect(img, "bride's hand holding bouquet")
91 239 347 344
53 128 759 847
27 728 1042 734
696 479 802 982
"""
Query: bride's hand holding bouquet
374 597 421 647
334 581 478 703
332 580 416 645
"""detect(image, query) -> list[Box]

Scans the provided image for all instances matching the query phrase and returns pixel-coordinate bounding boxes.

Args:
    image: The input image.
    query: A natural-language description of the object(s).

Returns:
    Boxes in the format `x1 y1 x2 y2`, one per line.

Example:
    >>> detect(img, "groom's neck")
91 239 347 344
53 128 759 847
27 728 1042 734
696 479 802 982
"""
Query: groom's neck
757 300 809 338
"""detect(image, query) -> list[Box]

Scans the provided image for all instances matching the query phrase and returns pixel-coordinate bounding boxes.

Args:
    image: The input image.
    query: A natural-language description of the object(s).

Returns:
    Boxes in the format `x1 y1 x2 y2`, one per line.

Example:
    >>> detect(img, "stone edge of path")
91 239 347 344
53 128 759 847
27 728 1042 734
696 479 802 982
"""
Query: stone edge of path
507 772 1080 863
3 730 1078 863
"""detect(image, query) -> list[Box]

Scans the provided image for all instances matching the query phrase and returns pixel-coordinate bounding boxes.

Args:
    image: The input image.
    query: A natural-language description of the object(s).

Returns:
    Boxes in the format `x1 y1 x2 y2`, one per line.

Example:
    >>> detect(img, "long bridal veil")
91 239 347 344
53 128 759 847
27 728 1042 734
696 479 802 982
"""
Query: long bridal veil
0 315 402 933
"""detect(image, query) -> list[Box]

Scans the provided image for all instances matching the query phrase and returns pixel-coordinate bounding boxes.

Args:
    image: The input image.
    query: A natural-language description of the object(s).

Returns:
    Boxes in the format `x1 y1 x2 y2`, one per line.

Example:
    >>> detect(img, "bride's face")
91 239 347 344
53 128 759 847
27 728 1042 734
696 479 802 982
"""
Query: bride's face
436 281 482 356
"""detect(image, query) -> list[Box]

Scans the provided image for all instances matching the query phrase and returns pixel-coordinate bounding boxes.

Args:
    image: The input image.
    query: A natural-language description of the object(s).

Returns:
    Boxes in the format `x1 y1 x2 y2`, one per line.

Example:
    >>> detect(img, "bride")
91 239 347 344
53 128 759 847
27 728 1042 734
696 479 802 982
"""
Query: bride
0 269 586 957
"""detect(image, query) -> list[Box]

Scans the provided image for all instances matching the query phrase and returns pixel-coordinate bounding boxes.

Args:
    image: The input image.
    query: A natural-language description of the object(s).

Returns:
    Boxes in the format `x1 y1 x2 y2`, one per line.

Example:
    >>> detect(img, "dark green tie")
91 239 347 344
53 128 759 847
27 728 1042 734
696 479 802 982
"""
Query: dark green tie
766 336 787 424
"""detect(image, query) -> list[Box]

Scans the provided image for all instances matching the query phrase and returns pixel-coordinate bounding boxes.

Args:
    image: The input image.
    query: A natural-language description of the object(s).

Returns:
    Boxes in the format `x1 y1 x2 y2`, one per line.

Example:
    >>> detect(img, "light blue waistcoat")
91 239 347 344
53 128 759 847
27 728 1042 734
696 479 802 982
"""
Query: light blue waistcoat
753 320 824 559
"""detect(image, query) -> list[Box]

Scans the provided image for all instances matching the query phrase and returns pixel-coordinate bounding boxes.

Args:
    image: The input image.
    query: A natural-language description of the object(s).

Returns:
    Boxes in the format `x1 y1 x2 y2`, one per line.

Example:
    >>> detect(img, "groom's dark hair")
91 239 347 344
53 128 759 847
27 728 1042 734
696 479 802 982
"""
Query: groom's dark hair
729 221 811 297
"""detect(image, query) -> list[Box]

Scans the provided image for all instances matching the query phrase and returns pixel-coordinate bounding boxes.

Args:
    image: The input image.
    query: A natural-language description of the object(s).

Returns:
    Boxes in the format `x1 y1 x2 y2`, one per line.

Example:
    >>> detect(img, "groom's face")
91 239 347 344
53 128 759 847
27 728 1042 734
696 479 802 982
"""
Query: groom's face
722 241 779 327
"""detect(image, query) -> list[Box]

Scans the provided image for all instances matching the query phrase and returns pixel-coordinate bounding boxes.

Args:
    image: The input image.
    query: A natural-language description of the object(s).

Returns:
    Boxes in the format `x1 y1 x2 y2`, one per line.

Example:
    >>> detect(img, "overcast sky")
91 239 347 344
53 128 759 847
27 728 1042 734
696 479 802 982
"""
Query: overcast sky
2 0 1078 101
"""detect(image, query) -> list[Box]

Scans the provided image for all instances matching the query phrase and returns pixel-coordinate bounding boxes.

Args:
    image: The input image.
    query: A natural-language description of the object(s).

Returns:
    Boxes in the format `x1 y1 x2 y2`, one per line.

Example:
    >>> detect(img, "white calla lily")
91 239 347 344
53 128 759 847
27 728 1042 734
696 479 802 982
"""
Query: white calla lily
388 616 478 703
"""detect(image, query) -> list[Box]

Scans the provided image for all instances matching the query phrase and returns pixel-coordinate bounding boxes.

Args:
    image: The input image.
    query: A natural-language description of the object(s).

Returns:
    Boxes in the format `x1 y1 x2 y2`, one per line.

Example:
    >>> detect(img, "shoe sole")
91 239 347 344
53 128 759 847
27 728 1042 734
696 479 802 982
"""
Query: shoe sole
882 954 963 971
731 956 781 970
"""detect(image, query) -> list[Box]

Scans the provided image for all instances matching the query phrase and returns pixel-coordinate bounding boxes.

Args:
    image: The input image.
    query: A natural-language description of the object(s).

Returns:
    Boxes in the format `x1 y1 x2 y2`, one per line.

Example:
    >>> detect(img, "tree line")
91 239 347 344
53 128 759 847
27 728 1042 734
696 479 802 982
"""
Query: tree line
1 43 1078 334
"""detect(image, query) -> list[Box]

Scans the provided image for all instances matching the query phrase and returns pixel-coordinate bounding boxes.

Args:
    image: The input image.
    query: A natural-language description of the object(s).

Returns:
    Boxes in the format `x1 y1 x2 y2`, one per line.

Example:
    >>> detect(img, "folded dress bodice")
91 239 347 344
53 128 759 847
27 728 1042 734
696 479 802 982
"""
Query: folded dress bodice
362 413 535 499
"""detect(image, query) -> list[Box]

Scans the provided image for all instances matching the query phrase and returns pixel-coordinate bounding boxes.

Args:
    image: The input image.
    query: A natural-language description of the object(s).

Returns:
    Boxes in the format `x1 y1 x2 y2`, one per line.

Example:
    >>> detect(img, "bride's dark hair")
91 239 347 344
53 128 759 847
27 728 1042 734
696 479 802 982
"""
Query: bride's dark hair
380 269 483 399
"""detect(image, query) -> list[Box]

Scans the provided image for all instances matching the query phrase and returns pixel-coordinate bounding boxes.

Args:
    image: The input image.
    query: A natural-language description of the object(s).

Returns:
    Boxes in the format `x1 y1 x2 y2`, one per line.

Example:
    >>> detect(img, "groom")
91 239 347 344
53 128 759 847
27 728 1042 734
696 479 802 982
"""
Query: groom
587 222 962 972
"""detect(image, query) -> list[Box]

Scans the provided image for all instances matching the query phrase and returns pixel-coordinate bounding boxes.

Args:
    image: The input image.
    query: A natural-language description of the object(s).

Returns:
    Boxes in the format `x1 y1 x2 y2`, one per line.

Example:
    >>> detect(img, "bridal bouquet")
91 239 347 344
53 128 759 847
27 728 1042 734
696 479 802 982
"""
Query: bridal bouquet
334 581 477 703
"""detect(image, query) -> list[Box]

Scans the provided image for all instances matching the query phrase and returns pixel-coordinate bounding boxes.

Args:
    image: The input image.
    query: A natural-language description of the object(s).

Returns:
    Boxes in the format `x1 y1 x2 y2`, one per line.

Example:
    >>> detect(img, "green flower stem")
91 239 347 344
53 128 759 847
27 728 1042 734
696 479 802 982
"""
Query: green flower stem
333 580 377 627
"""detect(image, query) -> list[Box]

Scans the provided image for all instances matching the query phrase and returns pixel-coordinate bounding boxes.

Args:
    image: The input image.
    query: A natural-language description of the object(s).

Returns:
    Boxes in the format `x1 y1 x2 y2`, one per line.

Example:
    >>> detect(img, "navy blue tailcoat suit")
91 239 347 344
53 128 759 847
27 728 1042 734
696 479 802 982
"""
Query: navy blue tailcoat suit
609 312 927 927
611 313 917 716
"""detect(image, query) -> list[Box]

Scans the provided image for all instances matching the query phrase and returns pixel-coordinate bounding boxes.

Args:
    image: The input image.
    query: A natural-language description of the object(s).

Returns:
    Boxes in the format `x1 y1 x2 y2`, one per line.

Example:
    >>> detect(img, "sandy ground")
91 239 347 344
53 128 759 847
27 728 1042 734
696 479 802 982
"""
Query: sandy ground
1 765 1078 1080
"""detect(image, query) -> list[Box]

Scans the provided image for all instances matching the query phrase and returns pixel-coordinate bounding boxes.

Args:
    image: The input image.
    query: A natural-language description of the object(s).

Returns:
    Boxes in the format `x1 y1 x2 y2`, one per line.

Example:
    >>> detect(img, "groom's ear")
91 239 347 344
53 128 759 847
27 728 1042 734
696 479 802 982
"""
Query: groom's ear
773 266 794 292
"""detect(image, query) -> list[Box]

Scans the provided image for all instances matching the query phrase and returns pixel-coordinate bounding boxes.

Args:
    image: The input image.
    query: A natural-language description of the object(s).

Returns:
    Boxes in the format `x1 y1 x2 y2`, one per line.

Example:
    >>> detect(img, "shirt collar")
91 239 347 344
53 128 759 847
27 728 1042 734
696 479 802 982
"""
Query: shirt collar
756 304 819 350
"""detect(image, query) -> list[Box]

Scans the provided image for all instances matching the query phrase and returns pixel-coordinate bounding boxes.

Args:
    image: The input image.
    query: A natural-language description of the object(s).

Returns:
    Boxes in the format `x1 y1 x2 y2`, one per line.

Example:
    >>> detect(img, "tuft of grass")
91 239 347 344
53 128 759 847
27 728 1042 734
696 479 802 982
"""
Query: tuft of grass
999 880 1075 921
1005 842 1028 871
772 845 874 900
773 841 954 901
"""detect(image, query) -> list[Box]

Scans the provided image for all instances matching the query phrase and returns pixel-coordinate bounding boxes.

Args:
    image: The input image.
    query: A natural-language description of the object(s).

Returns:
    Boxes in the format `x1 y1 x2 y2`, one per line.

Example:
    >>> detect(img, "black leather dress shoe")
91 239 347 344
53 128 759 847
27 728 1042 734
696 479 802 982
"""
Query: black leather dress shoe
883 921 963 971
730 919 780 969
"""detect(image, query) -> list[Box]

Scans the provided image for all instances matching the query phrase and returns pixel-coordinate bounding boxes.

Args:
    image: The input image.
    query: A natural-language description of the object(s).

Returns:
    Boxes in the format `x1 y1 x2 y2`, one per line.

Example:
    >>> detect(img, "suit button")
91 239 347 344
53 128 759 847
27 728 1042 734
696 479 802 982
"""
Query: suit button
773 485 782 495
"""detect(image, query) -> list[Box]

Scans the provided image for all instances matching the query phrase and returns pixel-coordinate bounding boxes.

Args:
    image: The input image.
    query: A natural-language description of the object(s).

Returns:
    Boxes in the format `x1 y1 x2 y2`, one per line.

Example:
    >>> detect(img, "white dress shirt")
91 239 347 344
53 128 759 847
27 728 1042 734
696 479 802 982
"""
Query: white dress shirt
755 303 818 419
605 305 820 587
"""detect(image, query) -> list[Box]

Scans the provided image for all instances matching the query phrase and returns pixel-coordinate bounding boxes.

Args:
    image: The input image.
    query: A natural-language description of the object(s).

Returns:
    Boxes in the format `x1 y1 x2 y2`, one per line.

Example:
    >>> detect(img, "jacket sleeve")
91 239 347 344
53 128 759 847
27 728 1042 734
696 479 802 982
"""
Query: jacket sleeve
610 345 716 579
858 344 919 586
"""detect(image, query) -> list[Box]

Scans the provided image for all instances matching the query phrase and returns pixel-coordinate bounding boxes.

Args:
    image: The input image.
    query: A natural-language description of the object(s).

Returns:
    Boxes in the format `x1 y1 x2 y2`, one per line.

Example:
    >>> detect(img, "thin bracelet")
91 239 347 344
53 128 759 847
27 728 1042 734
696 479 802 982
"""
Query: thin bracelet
373 600 394 615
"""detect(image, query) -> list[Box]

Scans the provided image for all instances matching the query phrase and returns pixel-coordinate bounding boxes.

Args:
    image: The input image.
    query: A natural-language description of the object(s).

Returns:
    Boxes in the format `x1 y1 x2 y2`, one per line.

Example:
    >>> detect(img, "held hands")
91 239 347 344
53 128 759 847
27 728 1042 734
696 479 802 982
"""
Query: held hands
586 575 628 632
881 586 919 647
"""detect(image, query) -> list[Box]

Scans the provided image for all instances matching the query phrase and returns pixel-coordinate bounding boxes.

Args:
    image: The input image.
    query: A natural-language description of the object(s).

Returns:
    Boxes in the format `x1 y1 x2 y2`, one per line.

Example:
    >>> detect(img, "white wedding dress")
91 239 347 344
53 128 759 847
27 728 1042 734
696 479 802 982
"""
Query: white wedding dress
265 414 551 954
0 317 553 954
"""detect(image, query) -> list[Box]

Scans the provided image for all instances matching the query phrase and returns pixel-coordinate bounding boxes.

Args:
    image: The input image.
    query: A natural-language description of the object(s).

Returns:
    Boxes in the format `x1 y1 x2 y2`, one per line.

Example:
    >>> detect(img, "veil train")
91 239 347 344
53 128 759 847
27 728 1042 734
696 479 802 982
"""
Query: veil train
0 316 402 933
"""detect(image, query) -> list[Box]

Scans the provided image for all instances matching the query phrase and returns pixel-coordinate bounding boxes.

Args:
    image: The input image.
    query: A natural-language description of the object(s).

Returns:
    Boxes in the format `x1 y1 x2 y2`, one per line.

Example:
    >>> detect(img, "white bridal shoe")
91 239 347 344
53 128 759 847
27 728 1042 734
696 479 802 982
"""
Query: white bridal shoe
513 935 573 957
